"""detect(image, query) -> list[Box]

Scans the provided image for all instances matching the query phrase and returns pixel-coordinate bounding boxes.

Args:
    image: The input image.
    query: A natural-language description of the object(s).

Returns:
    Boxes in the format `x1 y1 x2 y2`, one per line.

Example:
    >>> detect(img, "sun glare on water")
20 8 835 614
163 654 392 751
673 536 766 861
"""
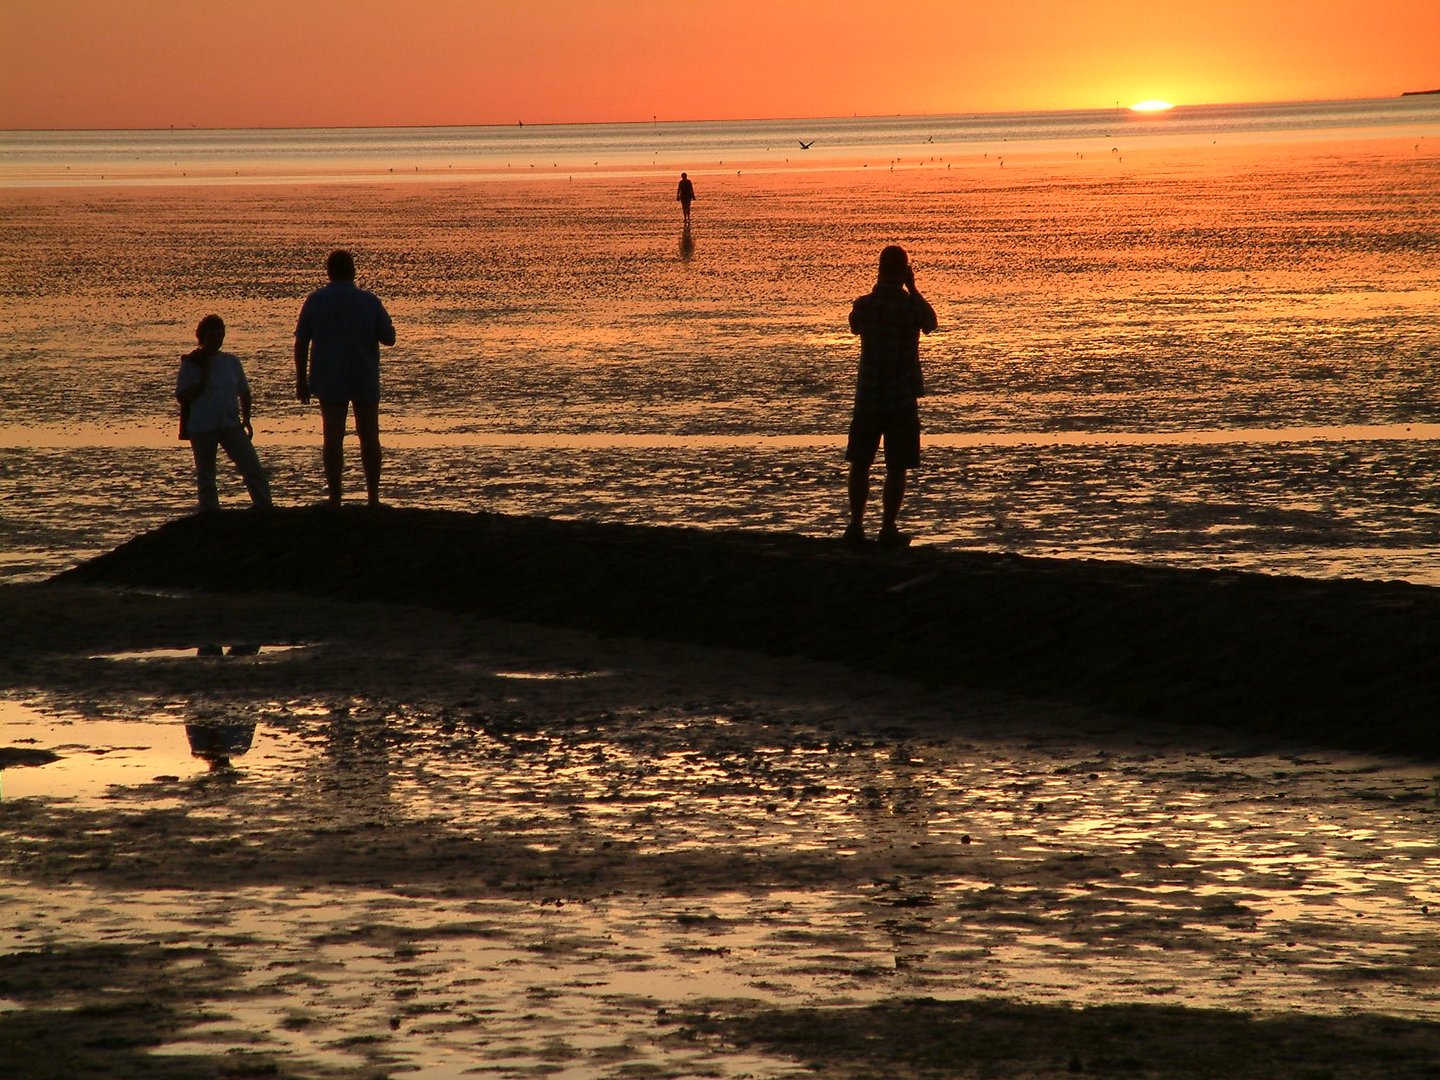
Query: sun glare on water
1130 99 1175 113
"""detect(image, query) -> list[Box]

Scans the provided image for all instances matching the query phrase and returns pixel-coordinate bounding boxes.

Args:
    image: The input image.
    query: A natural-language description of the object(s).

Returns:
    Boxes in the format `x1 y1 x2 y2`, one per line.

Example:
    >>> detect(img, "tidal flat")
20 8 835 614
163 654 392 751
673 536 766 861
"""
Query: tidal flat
2 511 1438 1078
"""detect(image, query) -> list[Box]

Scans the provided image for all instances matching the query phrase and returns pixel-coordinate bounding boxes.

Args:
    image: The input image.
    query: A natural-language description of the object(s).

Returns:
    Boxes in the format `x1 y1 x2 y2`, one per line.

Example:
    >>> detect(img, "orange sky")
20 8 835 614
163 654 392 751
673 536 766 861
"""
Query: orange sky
2 0 1437 130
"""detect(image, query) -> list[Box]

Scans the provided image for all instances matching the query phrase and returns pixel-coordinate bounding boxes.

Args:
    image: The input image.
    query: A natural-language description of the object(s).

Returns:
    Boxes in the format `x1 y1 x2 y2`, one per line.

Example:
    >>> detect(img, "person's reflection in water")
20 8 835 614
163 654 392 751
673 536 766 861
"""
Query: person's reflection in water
679 223 695 261
197 642 261 657
186 718 256 773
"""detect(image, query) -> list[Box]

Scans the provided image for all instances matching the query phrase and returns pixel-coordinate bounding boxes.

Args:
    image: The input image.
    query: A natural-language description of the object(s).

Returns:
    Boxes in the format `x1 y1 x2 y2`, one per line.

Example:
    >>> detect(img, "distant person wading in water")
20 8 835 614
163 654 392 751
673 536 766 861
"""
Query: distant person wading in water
677 172 696 223
844 245 937 547
294 249 396 507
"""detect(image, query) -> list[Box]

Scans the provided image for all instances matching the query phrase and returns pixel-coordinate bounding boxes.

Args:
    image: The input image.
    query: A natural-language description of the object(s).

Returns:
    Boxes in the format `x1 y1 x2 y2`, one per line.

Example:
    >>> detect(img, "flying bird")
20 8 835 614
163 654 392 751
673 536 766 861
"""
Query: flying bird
798 140 814 150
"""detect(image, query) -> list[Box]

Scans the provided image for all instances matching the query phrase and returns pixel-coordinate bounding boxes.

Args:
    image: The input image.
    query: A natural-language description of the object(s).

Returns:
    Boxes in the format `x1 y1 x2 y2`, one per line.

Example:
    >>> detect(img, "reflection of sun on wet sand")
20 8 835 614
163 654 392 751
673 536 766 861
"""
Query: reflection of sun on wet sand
3 511 1440 1077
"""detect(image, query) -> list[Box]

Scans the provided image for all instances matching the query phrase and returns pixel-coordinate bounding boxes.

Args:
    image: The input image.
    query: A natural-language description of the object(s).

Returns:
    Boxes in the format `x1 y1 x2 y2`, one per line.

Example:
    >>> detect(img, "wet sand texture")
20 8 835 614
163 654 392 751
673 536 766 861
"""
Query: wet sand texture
58 508 1440 757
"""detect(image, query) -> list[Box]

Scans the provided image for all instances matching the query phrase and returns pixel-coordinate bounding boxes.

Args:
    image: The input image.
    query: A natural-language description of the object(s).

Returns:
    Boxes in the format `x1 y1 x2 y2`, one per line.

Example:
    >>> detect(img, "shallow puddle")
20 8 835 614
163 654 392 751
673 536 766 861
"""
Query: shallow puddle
0 699 304 801
91 643 312 661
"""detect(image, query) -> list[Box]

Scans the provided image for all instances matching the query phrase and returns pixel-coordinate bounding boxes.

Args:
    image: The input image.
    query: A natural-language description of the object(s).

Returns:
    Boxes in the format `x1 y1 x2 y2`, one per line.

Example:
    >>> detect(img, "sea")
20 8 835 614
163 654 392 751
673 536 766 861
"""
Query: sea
3 95 1439 585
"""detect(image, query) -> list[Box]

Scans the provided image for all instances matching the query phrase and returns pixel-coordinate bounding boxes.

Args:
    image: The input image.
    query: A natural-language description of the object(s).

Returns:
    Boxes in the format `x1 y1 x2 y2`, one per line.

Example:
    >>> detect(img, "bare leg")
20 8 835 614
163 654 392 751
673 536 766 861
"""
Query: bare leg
320 400 349 506
846 462 870 540
881 464 907 532
353 399 382 507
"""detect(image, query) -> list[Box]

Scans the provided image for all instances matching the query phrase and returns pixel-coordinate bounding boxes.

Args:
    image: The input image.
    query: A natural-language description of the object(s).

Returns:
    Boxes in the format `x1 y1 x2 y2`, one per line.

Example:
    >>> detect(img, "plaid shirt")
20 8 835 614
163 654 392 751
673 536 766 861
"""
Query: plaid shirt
849 283 936 413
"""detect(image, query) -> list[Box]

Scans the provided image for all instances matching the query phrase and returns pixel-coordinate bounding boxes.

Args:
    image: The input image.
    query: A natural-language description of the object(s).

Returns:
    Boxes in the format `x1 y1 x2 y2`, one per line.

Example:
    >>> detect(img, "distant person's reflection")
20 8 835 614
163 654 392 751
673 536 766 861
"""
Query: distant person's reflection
186 718 256 772
679 223 695 261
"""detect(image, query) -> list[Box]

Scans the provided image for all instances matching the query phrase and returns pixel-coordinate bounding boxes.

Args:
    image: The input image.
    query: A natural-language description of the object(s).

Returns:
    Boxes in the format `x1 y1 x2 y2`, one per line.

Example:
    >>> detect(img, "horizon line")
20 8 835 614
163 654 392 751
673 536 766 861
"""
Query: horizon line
0 93 1417 136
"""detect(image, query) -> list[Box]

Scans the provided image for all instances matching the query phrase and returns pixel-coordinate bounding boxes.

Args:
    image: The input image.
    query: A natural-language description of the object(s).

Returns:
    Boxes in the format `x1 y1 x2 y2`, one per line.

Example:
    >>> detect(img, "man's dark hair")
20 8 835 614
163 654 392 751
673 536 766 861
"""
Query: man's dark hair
878 245 909 280
326 249 357 281
196 313 225 338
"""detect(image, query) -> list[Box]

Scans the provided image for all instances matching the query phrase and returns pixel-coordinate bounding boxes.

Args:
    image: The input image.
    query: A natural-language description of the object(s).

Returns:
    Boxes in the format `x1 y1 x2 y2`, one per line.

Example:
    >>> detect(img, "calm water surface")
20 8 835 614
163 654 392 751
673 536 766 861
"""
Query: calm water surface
4 96 1437 184
2 98 1439 584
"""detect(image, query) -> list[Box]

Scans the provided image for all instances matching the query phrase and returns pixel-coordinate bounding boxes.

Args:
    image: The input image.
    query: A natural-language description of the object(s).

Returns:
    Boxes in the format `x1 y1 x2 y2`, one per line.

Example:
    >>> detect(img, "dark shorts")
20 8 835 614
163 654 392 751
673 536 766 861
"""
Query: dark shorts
846 408 920 469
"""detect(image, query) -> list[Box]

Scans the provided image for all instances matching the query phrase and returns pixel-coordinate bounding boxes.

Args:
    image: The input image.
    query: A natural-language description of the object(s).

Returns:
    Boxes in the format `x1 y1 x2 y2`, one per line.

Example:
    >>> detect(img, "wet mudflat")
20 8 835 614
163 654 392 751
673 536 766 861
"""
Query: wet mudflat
7 150 1440 589
2 563 1439 1078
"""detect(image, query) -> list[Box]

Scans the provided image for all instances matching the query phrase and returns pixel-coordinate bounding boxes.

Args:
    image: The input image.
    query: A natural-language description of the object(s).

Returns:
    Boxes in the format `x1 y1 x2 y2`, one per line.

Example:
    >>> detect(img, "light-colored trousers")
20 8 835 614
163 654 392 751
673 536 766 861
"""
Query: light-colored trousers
189 425 272 510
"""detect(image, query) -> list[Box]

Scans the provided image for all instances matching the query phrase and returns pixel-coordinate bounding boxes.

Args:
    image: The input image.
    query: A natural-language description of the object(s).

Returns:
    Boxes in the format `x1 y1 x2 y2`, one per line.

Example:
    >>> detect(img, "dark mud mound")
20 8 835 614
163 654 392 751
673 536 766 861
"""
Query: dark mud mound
56 507 1440 756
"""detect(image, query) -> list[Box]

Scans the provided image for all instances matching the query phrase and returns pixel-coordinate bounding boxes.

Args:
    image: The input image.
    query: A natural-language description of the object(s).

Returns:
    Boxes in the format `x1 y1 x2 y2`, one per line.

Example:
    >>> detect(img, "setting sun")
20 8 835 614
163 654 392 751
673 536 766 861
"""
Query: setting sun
4 2 1440 128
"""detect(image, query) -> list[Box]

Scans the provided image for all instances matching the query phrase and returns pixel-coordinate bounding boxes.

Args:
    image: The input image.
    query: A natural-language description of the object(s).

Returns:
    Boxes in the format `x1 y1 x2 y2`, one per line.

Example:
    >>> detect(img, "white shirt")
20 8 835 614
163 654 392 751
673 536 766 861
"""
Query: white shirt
177 351 249 433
